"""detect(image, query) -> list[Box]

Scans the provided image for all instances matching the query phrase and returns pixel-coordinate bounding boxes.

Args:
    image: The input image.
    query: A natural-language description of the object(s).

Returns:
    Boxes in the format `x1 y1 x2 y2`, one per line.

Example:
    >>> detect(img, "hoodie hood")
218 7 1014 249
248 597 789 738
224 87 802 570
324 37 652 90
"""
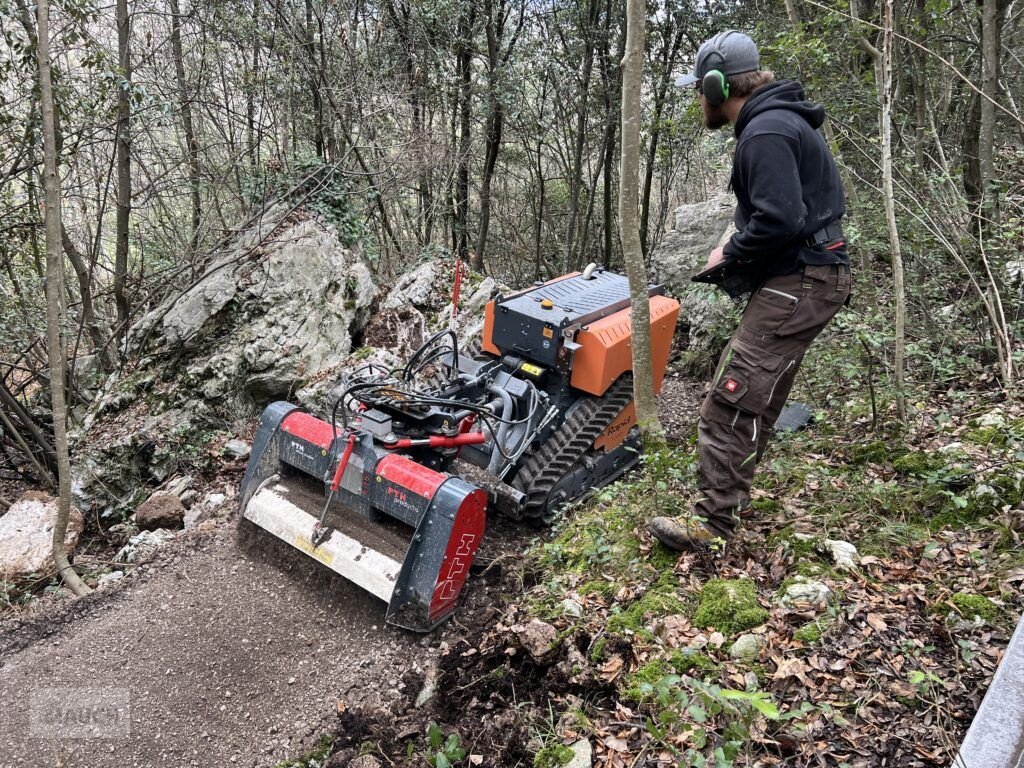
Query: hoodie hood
734 80 825 138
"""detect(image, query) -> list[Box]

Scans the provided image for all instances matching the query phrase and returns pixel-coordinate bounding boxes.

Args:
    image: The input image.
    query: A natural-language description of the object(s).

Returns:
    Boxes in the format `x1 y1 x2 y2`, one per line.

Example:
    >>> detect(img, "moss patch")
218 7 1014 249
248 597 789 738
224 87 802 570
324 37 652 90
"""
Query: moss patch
533 744 574 768
849 439 890 464
892 451 946 476
950 592 999 622
606 587 688 636
794 617 833 644
693 579 768 635
623 650 717 702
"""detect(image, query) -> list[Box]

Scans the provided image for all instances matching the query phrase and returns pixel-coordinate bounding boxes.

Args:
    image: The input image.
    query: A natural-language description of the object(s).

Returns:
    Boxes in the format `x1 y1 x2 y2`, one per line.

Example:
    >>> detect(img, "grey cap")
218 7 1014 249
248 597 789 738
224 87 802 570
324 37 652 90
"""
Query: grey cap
675 30 760 88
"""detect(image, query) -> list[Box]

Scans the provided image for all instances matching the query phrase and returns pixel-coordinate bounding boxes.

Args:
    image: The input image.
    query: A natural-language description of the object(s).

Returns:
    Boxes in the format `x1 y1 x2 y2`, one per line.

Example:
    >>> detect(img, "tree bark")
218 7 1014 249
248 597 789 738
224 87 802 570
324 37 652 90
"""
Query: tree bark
881 0 908 421
475 0 523 271
113 0 132 341
35 0 92 596
619 0 662 438
169 0 202 252
979 0 999 223
454 0 475 265
563 0 600 271
639 21 683 258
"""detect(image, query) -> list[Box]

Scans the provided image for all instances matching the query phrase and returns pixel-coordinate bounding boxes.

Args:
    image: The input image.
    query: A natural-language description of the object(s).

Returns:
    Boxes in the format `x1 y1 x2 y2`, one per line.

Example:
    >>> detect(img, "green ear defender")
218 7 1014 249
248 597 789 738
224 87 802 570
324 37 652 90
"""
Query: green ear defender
702 69 729 106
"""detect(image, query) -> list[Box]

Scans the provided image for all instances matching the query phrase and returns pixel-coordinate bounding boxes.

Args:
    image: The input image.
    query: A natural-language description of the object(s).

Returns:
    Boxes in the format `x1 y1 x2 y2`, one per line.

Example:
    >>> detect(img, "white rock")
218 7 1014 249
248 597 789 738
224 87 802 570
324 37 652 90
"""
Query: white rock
562 599 583 617
978 410 1006 428
115 529 176 564
564 738 593 768
823 539 859 570
97 570 125 589
0 492 84 581
729 633 763 660
779 577 831 611
223 439 251 459
650 194 739 367
415 664 438 708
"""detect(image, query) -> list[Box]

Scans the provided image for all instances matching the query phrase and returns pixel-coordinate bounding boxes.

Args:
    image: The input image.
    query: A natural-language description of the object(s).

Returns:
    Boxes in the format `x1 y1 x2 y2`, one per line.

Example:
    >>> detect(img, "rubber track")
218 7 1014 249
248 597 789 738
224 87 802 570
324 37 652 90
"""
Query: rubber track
512 373 634 523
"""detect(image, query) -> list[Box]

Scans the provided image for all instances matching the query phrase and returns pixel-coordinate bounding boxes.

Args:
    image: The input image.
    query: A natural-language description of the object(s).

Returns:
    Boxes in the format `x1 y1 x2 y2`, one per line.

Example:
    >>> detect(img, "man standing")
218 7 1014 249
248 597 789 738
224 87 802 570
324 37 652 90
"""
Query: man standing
648 31 852 550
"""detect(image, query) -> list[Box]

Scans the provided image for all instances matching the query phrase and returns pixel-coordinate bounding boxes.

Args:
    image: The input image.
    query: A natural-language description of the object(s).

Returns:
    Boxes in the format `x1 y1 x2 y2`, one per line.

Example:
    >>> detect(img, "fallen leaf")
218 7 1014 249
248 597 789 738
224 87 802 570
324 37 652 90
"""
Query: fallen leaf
600 656 625 682
866 613 888 632
773 657 812 686
602 737 630 753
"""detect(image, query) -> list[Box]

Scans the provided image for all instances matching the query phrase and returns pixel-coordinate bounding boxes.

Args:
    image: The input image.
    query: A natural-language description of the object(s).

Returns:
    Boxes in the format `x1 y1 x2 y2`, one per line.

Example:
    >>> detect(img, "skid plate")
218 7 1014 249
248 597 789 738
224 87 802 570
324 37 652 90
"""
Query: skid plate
244 481 402 603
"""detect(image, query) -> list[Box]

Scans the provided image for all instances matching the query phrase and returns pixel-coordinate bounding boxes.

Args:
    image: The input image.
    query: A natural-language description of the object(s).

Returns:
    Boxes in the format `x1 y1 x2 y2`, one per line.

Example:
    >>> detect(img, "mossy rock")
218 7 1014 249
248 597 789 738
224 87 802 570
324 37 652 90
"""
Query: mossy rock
794 617 833 644
892 451 945 476
533 744 574 768
578 580 618 599
623 650 717 702
949 592 999 623
750 497 783 515
849 440 890 465
693 578 768 635
606 587 687 636
964 426 1011 449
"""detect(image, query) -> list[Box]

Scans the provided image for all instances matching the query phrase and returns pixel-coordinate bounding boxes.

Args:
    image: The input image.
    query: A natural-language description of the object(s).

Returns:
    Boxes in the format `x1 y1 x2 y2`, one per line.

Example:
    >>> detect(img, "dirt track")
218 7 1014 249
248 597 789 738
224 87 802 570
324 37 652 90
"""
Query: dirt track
0 525 438 768
0 379 703 768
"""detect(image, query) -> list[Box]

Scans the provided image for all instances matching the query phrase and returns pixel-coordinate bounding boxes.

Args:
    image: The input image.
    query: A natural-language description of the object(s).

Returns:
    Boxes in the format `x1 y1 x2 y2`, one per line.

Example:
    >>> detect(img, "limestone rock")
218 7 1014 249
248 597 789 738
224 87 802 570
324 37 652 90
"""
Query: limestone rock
223 439 251 459
779 577 831 611
651 194 736 291
565 738 593 768
97 570 125 589
363 306 427 360
0 492 84 581
729 633 764 660
513 619 558 661
650 194 738 375
115 529 176 564
562 599 583 617
823 538 859 570
135 494 185 531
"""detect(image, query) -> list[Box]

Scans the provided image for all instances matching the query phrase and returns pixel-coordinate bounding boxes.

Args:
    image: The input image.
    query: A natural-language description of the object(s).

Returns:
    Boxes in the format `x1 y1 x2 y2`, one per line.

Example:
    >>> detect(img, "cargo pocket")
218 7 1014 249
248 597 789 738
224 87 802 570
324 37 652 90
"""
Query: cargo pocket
775 290 847 339
707 337 785 418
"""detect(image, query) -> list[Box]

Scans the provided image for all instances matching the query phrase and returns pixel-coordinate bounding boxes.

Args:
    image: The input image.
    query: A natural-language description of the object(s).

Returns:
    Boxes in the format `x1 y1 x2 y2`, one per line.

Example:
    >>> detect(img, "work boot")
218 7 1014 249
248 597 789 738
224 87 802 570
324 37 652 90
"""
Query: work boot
647 515 720 551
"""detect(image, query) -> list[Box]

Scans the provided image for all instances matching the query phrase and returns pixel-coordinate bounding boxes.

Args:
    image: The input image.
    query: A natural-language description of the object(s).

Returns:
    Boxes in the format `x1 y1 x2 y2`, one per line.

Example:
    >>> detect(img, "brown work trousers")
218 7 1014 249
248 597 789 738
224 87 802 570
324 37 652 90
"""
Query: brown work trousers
696 263 852 537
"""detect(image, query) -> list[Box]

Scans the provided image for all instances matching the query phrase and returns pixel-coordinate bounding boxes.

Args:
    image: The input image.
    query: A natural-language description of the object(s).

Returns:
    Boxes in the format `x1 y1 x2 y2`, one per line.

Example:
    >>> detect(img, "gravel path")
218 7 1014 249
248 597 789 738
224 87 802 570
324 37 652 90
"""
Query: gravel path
0 525 433 768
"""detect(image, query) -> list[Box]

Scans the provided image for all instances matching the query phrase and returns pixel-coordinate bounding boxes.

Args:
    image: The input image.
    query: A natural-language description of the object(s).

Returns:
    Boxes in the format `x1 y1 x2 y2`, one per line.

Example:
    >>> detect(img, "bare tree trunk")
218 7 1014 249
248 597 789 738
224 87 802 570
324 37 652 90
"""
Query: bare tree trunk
169 0 202 252
454 0 475 265
619 0 661 439
979 0 999 223
35 0 91 597
563 0 599 271
113 0 132 342
475 0 524 271
881 0 908 421
639 22 683 258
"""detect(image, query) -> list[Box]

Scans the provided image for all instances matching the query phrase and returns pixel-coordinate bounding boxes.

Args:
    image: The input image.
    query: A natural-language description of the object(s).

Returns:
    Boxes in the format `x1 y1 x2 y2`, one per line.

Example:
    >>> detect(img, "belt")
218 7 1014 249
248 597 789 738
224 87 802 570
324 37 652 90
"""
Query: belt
805 221 845 249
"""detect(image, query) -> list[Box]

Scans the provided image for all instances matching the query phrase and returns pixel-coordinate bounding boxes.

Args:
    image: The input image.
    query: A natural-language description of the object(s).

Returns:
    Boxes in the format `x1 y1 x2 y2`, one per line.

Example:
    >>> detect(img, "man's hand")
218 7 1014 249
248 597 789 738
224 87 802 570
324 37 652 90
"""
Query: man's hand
706 246 726 269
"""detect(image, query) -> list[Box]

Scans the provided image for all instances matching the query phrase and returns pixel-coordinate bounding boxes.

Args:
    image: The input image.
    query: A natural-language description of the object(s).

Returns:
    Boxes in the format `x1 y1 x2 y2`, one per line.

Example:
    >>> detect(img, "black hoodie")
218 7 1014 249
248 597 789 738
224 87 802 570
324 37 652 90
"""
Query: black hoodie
722 80 848 281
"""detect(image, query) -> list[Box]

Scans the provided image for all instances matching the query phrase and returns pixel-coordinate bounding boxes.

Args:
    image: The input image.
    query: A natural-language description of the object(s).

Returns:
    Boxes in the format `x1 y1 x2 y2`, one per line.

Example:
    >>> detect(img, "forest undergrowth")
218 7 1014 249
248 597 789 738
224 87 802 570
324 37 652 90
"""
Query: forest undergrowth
294 297 1024 768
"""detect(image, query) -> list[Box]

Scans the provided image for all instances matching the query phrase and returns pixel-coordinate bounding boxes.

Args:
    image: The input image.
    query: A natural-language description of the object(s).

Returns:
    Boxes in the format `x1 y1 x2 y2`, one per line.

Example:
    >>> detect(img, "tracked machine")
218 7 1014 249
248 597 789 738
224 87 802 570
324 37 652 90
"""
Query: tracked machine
239 267 680 630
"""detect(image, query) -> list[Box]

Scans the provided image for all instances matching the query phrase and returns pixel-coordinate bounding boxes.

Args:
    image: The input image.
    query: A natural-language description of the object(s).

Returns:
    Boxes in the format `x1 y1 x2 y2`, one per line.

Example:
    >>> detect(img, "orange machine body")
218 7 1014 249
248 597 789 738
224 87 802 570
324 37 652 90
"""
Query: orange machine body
481 284 680 454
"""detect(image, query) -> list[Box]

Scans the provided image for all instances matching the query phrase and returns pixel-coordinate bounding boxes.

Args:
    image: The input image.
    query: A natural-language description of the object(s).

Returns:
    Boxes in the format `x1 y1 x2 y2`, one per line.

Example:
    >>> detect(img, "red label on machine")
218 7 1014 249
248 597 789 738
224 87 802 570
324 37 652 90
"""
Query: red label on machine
281 411 341 450
429 489 487 621
376 454 448 499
